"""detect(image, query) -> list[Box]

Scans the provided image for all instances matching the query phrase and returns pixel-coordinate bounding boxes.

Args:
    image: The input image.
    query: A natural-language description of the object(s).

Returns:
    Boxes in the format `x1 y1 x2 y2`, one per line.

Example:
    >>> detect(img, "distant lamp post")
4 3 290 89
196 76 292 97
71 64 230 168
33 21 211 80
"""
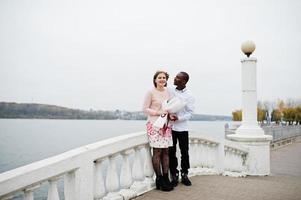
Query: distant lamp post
227 41 272 176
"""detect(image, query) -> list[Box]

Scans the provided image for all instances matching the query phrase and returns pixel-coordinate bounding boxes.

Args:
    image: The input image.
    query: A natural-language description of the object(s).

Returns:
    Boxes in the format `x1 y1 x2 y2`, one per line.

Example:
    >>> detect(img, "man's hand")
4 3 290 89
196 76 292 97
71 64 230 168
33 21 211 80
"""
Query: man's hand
169 114 178 121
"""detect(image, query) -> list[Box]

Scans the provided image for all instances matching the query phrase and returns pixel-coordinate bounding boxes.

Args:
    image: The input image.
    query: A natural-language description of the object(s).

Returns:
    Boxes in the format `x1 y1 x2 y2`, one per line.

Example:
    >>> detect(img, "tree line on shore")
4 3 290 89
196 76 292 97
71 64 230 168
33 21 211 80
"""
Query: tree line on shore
0 102 231 121
232 99 301 125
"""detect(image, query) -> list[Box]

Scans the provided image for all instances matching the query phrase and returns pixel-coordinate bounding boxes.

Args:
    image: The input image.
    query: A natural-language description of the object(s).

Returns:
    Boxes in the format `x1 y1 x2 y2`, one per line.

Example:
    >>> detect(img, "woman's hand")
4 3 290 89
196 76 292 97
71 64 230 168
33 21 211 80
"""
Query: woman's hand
157 110 168 116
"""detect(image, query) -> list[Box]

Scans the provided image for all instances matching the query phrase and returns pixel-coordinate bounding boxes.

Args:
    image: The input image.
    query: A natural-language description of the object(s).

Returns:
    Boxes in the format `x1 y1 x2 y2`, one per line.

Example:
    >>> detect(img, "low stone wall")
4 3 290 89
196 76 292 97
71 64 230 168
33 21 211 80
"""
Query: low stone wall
262 125 301 142
225 124 301 150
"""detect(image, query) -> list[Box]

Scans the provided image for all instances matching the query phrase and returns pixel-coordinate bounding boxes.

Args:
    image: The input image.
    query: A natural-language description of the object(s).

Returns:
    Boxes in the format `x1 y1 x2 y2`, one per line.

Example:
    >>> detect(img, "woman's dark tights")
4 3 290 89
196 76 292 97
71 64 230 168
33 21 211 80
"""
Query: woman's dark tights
152 148 169 177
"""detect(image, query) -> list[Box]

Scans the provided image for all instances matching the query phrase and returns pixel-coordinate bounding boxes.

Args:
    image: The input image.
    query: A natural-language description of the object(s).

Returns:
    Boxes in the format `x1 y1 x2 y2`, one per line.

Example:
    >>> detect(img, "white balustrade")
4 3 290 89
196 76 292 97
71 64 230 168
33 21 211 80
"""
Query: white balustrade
0 131 250 200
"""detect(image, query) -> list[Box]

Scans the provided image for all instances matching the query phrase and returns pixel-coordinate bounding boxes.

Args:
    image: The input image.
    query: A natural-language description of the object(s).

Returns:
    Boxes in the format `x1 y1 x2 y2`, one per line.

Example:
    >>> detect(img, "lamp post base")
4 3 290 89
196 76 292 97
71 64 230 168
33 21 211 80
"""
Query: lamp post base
227 132 272 176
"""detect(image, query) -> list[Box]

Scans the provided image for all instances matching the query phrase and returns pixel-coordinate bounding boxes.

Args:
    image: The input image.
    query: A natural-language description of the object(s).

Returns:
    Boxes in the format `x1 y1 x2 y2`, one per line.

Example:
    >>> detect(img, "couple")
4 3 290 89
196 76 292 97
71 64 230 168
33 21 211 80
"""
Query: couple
143 71 195 192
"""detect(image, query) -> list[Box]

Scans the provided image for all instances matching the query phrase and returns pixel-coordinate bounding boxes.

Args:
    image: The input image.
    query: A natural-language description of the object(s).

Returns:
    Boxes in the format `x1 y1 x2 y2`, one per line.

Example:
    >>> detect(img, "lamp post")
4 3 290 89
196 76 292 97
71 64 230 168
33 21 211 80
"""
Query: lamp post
227 41 272 176
236 41 264 136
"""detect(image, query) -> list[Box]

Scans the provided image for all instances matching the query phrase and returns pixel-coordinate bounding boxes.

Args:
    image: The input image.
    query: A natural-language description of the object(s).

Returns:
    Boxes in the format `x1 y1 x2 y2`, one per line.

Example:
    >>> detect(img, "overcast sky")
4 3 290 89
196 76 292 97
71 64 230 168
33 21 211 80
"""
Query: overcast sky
0 0 300 115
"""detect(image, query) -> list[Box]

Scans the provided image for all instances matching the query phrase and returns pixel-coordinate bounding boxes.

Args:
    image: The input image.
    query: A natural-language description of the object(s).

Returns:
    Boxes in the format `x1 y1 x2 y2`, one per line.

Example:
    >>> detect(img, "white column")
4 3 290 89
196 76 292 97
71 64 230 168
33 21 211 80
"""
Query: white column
227 49 272 175
235 57 265 135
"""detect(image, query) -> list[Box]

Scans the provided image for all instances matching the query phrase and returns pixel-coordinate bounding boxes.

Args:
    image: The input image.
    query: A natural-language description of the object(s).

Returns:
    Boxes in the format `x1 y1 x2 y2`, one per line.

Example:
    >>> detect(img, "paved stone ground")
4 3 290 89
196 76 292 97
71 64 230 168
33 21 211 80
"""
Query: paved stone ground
136 142 301 200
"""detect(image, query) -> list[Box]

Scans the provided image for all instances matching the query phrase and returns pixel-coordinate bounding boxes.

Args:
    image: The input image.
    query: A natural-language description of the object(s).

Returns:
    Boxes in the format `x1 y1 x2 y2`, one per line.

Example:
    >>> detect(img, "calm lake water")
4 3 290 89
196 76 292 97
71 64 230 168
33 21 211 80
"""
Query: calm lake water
0 119 231 173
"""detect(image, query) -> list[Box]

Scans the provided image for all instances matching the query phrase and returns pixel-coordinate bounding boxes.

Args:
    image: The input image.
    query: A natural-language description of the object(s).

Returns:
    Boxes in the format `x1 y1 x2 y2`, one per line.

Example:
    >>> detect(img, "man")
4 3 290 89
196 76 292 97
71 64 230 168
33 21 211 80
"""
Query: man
169 71 195 187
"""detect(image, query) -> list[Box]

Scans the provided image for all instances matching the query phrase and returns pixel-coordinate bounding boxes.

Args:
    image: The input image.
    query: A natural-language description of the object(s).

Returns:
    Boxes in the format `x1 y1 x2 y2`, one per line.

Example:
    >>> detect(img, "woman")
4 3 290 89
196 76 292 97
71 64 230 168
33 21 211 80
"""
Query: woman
143 70 173 192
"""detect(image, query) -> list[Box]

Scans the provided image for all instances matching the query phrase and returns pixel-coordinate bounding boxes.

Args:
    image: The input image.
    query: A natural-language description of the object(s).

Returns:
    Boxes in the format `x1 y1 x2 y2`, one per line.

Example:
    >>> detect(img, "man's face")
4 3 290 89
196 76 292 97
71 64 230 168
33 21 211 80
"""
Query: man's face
174 73 186 87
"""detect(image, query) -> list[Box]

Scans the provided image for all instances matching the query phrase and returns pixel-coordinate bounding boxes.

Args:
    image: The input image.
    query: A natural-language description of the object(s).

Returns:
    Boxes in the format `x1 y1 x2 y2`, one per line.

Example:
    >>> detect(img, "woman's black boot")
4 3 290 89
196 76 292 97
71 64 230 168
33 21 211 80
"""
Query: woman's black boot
155 176 162 190
156 175 173 192
163 173 174 190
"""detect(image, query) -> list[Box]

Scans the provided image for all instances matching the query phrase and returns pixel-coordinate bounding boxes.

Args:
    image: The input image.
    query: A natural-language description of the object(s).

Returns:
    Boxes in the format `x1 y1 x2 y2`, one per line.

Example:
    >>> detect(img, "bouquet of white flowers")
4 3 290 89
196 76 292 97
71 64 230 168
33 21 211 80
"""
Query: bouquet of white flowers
153 97 186 129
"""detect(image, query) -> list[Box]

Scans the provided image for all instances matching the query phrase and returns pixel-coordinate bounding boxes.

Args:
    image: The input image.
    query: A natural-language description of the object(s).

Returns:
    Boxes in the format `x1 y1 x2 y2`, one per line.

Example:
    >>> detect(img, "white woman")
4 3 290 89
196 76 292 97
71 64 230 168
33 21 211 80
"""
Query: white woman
143 70 173 192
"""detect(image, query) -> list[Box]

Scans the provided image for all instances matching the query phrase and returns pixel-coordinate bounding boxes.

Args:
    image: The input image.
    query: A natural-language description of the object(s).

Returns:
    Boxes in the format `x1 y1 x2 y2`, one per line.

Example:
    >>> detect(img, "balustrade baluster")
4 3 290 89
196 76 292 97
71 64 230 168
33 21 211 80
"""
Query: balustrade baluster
189 139 199 176
208 143 214 168
103 154 123 200
119 149 137 200
204 142 210 168
120 150 133 189
224 148 229 171
130 146 147 195
216 141 225 174
24 190 33 200
132 146 144 182
196 140 202 168
143 144 155 189
212 143 218 169
106 155 120 192
195 140 204 175
238 152 243 172
94 159 106 199
64 171 76 200
231 150 236 170
24 184 40 200
193 139 199 168
47 177 60 200
199 141 205 168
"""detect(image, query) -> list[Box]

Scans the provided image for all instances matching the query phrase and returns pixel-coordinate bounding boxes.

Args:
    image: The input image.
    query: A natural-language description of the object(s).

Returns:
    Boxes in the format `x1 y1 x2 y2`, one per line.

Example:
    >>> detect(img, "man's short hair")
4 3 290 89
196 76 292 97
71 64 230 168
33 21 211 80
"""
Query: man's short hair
180 71 189 83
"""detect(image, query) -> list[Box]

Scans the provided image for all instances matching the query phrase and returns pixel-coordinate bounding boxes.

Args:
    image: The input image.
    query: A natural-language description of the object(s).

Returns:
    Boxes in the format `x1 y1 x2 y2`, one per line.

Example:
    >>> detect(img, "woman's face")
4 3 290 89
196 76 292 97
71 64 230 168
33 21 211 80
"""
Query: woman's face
155 73 167 88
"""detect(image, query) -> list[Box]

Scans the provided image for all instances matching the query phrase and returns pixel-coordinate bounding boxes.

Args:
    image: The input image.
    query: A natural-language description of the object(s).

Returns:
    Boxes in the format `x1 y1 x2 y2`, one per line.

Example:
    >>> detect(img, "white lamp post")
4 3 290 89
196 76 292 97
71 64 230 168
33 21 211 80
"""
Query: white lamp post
227 41 272 175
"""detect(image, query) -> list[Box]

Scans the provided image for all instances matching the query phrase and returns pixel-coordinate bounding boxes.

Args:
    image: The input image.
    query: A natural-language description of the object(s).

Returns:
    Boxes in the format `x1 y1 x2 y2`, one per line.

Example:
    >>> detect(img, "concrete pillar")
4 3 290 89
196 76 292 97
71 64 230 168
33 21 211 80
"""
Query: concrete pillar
227 41 272 176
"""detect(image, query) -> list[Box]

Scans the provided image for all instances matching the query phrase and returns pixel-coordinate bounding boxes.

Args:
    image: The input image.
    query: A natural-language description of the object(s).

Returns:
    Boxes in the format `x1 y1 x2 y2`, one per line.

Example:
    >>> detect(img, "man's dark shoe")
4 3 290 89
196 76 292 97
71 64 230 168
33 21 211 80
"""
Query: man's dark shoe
171 174 179 187
181 174 192 186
